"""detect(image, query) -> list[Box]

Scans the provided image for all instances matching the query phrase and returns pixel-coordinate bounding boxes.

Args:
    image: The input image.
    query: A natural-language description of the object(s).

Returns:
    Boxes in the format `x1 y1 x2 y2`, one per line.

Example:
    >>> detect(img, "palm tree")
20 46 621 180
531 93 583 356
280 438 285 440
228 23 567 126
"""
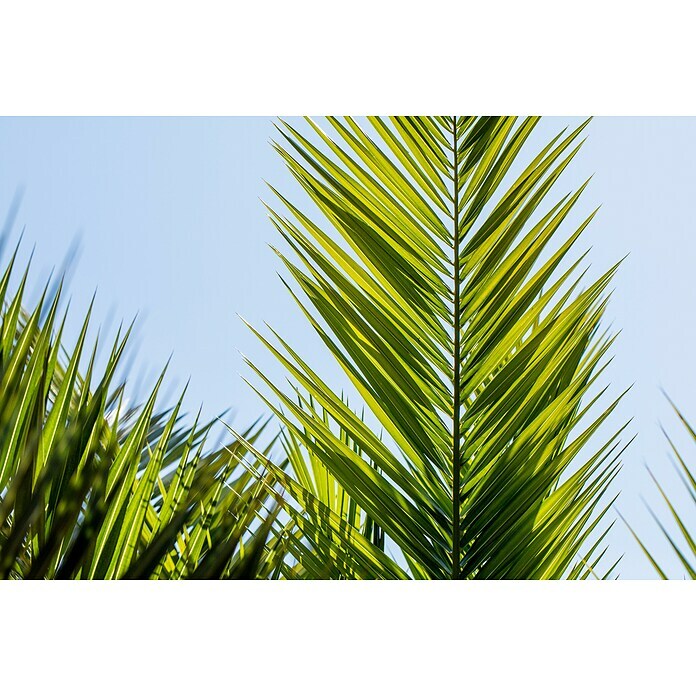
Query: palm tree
245 116 629 579
0 227 284 579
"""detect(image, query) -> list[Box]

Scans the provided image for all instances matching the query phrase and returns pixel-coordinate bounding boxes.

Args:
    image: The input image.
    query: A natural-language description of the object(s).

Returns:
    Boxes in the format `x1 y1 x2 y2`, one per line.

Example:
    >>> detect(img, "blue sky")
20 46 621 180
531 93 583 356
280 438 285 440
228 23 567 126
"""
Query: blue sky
1 116 694 578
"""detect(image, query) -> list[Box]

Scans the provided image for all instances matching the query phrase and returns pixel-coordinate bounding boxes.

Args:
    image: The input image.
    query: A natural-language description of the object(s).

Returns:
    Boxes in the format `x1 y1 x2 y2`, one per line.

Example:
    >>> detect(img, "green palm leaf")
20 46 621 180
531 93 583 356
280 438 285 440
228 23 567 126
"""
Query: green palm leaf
0 228 283 579
628 398 696 579
248 116 627 579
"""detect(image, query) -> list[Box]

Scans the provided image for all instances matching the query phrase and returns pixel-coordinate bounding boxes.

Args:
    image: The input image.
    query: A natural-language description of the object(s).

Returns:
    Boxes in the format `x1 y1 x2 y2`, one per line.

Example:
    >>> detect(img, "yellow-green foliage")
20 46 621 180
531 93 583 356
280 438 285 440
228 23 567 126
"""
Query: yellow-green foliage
0 242 282 579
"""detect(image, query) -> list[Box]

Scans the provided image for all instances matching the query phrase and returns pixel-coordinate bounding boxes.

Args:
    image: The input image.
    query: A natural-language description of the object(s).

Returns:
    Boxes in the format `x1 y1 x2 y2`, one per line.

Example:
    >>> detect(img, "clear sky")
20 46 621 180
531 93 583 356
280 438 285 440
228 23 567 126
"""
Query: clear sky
1 116 694 579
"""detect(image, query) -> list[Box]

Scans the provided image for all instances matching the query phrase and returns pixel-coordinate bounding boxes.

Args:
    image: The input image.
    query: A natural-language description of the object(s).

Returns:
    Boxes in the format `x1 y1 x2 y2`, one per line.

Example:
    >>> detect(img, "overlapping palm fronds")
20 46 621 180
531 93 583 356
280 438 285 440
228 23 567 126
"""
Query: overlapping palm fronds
273 398 394 579
0 236 284 580
247 116 628 579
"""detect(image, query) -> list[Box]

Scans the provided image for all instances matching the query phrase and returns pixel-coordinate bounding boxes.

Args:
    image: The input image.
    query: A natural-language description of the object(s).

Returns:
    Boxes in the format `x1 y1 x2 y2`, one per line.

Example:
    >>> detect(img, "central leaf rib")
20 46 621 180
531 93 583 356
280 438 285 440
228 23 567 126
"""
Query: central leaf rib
452 117 462 580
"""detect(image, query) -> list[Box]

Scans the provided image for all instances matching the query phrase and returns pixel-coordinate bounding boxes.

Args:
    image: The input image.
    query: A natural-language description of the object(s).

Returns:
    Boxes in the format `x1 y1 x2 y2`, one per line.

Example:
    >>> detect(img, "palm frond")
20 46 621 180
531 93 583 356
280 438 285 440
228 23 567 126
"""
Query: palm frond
0 233 283 580
248 116 627 579
629 398 696 579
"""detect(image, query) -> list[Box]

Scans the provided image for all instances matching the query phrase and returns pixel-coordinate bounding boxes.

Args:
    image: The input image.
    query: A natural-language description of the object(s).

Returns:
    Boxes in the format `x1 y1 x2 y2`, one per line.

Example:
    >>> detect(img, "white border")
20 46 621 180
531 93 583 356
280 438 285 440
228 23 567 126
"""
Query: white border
0 581 692 693
1 1 695 114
